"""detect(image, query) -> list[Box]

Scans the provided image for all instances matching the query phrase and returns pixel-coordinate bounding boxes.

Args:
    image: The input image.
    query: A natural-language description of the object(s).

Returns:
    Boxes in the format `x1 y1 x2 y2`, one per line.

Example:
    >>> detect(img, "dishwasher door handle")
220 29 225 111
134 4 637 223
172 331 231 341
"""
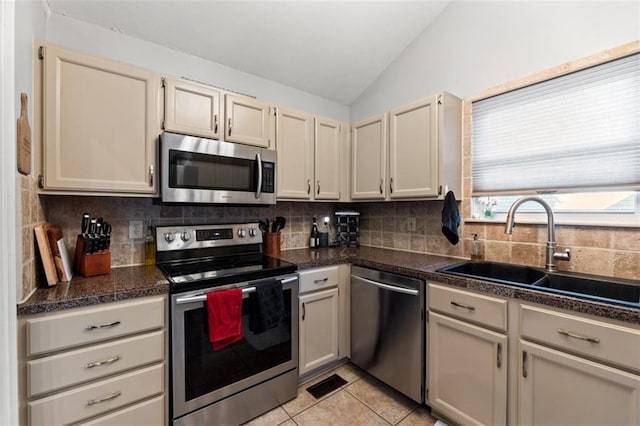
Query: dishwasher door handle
352 276 419 296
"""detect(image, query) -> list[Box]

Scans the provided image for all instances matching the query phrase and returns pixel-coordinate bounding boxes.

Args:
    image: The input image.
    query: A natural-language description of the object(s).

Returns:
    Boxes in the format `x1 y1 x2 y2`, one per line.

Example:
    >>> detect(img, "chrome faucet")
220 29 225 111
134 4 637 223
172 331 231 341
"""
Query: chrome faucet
504 196 570 272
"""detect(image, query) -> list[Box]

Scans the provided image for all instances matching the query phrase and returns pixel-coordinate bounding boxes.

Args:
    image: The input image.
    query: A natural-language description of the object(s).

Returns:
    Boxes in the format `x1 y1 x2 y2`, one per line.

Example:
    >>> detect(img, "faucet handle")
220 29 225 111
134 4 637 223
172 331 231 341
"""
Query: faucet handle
553 249 571 262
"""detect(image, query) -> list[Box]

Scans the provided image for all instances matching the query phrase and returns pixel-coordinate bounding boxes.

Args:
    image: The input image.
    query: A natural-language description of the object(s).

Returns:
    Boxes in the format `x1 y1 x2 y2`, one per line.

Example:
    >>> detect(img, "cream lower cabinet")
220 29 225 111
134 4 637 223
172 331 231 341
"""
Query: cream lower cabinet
276 108 343 201
298 265 349 377
518 304 640 425
39 42 159 195
428 283 508 426
20 296 166 426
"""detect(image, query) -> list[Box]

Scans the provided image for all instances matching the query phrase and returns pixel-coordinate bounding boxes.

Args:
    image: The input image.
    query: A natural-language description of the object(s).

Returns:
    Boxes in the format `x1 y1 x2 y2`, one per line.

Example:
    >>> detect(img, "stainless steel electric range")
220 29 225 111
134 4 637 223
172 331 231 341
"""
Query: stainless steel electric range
156 223 298 426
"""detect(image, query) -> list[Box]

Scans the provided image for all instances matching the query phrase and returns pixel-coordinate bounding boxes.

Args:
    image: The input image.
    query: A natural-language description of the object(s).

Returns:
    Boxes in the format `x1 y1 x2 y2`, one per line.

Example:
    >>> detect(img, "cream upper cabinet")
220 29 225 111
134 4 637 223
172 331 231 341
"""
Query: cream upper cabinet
225 94 271 148
163 77 220 139
351 92 462 201
351 113 387 200
276 109 343 201
389 96 439 198
314 117 342 200
39 43 160 195
276 107 314 199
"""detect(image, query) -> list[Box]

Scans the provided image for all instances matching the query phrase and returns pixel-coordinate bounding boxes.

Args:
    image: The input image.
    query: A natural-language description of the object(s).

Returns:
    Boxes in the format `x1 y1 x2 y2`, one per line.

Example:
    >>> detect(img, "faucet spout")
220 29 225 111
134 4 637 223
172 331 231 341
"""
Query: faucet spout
504 196 569 272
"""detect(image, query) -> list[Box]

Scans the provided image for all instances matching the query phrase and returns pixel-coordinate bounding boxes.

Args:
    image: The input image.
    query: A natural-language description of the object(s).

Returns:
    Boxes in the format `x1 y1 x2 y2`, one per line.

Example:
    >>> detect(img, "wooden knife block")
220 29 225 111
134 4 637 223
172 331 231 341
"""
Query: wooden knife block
74 235 111 277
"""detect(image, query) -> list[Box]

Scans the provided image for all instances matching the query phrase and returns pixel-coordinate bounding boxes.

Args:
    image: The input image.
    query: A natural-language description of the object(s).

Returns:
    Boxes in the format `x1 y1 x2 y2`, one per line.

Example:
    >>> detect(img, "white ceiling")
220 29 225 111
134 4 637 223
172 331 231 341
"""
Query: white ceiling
46 0 450 105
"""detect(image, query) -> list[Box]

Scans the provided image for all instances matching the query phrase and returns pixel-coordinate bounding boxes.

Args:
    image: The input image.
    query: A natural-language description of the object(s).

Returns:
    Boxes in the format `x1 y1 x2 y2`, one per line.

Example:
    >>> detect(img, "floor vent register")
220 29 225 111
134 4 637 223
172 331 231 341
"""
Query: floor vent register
306 374 347 399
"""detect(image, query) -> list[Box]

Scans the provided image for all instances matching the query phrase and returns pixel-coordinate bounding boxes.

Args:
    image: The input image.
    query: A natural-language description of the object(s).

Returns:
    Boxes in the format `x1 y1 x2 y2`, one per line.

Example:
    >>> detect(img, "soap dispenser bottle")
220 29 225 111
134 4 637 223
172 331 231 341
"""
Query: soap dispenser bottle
470 233 484 261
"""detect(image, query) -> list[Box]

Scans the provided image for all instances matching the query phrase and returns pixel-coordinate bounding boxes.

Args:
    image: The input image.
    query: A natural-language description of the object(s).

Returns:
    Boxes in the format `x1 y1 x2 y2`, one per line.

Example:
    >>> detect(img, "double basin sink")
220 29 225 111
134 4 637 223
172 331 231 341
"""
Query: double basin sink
437 261 640 309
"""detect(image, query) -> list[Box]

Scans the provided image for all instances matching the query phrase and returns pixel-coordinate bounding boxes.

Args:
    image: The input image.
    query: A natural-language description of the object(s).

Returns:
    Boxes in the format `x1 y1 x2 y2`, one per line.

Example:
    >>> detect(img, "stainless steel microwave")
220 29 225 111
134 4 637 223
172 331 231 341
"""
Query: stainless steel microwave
160 132 276 205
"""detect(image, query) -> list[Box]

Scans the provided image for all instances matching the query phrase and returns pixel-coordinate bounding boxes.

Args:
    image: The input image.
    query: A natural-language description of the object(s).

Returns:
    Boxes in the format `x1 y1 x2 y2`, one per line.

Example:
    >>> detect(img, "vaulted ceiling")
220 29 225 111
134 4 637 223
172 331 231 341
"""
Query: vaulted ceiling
46 0 450 105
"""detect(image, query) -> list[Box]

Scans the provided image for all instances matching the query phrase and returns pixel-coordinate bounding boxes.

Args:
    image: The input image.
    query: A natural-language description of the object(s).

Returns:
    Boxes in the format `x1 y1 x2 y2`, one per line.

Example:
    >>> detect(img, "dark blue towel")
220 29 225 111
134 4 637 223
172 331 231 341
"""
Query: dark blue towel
441 191 460 245
249 280 286 334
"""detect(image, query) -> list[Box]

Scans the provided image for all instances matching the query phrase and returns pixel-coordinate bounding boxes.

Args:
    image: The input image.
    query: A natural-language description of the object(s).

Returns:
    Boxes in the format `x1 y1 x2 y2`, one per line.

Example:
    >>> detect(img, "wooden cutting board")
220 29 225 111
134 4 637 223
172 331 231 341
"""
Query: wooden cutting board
34 223 58 286
17 92 32 175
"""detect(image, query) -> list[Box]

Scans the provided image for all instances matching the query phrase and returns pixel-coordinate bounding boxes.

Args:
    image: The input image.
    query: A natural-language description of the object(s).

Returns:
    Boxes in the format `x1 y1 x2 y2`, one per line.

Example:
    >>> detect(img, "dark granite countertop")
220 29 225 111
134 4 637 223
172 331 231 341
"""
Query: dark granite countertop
19 246 639 325
276 246 640 325
18 265 168 316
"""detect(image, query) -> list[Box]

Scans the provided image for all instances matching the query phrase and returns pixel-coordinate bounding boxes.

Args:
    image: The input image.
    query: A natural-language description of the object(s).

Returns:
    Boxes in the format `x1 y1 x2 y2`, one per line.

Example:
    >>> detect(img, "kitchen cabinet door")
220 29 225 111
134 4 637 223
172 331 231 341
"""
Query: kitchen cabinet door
519 340 640 426
389 96 439 198
276 107 313 199
314 117 342 200
163 77 221 139
299 288 339 375
429 312 507 426
351 114 387 200
225 94 271 148
40 43 159 195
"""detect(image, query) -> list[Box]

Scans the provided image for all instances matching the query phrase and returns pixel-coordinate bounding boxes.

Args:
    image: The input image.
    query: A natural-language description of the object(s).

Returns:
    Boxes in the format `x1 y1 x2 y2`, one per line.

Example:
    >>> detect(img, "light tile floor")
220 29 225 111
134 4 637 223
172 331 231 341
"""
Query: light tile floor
244 363 438 425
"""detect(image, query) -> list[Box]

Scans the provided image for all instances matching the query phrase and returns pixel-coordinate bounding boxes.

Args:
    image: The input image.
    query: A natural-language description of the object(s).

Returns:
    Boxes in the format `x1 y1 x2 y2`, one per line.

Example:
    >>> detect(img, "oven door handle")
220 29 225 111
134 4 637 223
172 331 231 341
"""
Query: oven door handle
176 286 257 305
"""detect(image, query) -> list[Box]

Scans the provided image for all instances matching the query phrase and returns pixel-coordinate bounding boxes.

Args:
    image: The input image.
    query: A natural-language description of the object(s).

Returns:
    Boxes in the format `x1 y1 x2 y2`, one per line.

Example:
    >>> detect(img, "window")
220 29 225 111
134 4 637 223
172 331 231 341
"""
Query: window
471 49 640 226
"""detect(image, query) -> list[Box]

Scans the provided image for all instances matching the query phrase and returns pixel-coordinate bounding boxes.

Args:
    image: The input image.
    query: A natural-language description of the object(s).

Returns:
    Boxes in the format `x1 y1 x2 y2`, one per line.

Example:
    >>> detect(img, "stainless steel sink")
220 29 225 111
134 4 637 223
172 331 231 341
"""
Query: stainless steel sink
437 261 546 286
437 261 640 308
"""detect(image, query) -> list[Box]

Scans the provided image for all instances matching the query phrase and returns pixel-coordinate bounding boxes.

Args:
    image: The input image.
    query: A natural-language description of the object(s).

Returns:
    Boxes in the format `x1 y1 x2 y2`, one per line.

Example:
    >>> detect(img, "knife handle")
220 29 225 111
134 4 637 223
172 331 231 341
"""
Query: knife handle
81 213 90 235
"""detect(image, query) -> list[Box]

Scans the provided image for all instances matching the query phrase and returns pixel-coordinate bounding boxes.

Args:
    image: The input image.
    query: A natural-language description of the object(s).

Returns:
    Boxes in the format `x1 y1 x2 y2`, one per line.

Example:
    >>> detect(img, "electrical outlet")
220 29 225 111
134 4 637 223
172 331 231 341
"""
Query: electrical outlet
129 220 144 239
407 217 416 232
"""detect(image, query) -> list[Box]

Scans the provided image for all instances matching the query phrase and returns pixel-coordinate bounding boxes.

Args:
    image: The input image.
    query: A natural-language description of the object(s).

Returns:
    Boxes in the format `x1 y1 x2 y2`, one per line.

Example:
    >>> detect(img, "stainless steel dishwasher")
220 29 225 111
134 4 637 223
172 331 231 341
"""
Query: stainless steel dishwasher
350 266 425 403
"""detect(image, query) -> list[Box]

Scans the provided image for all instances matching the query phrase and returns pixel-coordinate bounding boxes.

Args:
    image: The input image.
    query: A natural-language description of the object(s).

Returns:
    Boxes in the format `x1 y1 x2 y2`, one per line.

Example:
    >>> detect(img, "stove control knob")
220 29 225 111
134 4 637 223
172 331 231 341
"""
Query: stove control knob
237 228 247 238
249 228 258 237
181 231 191 242
164 232 176 243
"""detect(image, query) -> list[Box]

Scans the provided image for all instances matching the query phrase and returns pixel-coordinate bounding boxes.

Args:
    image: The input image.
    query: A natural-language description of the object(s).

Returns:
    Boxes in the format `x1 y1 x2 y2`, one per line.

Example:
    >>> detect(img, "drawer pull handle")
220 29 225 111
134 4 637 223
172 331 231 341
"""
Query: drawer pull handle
86 321 121 331
450 301 475 311
314 278 329 284
557 329 600 344
86 355 121 369
87 391 121 406
496 343 502 368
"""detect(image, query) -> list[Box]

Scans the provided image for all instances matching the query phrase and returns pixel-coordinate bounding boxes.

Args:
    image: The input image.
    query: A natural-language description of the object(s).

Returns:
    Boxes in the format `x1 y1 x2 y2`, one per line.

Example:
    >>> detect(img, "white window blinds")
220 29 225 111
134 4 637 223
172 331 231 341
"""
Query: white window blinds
472 53 640 195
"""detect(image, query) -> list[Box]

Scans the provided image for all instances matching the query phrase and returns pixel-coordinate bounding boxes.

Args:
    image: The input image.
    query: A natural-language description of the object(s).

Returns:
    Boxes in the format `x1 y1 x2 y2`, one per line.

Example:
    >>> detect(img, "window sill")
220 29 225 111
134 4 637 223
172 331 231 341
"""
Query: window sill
464 217 640 229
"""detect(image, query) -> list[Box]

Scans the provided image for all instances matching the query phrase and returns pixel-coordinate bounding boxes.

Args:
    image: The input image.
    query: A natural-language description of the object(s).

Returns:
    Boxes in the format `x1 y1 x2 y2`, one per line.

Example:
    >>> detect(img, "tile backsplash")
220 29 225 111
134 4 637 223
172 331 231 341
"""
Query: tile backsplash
20 185 640 301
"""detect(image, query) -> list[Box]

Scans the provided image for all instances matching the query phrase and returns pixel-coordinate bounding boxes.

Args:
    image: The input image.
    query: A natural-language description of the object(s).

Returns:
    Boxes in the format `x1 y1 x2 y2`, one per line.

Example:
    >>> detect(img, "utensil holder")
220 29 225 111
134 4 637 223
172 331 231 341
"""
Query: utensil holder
263 232 281 257
73 235 111 277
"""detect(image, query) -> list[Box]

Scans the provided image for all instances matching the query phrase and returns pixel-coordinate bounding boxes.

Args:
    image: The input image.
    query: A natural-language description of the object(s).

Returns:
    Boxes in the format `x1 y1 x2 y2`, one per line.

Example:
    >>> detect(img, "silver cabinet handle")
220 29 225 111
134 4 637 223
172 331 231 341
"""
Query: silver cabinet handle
86 321 121 331
86 355 121 369
496 343 502 368
214 114 218 133
314 278 329 284
87 391 121 406
228 117 232 136
557 329 600 344
379 179 384 194
522 351 528 378
450 301 476 311
390 177 394 194
302 302 306 321
317 180 320 195
307 179 311 195
148 165 154 187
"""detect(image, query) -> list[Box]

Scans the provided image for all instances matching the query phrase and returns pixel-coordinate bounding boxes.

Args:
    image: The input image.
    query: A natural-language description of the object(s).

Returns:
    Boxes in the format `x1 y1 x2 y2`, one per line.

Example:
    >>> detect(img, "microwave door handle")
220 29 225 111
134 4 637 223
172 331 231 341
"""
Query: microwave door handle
255 153 263 199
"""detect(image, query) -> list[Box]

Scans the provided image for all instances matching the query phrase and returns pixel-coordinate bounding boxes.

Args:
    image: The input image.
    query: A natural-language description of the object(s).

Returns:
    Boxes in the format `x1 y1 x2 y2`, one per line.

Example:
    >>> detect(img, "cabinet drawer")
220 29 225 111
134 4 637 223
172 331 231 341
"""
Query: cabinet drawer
27 297 165 356
429 283 507 331
28 330 164 397
299 266 339 293
80 395 164 425
28 363 163 426
520 304 640 372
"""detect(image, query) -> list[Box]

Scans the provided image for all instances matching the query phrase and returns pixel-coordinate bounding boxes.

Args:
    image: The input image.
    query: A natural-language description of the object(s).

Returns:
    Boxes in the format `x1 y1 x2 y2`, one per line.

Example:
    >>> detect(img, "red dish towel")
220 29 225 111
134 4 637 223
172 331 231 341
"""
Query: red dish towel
206 288 243 351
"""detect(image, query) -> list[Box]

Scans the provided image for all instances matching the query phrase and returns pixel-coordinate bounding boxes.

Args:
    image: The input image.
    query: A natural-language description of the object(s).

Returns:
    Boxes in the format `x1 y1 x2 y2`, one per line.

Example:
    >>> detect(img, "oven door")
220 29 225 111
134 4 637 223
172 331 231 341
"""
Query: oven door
171 275 298 419
161 131 276 204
